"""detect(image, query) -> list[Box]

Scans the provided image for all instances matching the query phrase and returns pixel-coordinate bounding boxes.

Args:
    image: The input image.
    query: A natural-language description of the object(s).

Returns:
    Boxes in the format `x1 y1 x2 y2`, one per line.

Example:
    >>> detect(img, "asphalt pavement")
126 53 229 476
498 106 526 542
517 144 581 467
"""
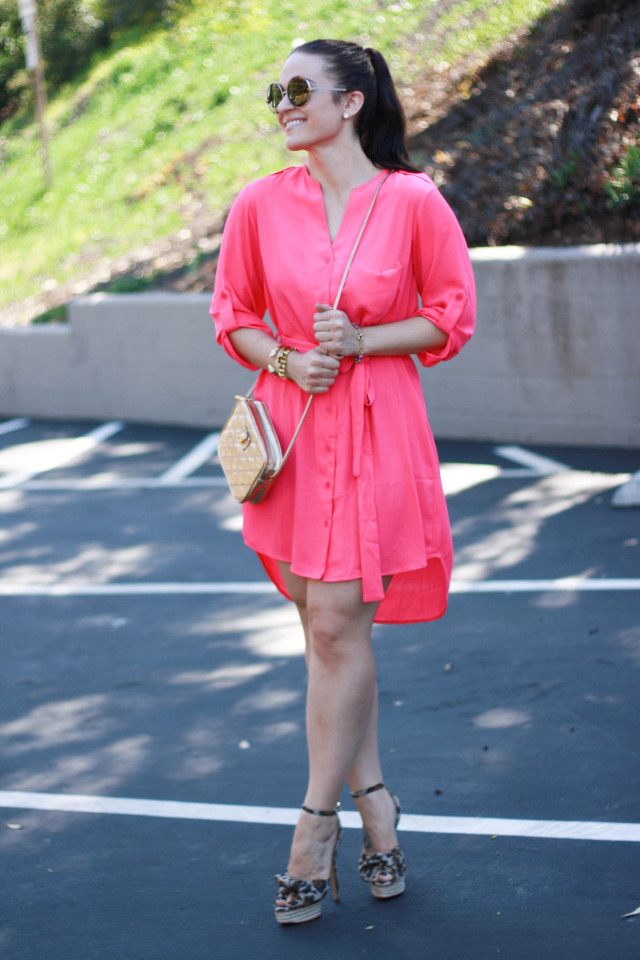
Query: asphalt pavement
0 416 638 960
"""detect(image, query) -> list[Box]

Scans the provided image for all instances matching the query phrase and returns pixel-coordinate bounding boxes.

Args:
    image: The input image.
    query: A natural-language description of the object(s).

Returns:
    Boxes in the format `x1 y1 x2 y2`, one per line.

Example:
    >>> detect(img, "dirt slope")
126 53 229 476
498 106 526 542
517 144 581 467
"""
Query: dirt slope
407 0 640 246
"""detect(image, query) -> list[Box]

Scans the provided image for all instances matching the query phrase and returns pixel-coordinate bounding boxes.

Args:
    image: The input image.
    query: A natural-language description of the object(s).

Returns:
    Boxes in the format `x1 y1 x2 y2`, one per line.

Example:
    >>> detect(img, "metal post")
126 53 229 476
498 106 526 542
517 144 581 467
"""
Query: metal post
18 0 52 189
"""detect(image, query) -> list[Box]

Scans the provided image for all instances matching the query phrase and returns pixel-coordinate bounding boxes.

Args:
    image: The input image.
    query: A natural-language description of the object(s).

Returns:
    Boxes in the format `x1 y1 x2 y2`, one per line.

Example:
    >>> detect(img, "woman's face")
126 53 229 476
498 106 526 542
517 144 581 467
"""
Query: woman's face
276 51 346 152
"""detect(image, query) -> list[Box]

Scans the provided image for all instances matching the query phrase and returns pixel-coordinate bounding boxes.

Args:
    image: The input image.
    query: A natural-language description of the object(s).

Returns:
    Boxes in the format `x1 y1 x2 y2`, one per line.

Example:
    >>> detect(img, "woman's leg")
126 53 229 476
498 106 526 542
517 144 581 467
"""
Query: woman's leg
278 561 392 796
303 577 381 809
346 687 399 859
276 563 388 883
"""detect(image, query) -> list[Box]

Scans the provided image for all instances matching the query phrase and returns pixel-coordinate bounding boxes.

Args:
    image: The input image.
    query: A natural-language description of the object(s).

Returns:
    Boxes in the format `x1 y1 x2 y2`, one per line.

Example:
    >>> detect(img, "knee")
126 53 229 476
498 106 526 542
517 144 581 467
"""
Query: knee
306 604 350 659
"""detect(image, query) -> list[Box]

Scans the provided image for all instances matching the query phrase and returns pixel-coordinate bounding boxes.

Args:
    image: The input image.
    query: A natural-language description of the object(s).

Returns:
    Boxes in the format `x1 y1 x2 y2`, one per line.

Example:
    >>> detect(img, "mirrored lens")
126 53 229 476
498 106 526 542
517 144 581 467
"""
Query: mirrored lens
266 82 283 113
287 76 312 107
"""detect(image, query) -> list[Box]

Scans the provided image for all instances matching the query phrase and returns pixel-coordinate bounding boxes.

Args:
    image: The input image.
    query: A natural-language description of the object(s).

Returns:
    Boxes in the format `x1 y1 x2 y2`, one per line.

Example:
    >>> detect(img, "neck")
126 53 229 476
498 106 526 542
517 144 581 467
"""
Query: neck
305 142 380 200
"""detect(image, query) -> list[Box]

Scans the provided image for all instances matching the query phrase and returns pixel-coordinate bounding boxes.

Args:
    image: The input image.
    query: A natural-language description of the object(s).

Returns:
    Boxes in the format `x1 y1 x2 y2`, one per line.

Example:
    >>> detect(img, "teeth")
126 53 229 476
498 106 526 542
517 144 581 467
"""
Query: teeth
286 120 304 129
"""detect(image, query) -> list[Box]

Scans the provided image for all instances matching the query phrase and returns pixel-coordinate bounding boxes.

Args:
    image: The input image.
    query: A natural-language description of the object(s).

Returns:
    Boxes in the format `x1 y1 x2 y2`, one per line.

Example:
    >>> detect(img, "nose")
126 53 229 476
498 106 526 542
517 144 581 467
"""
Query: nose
277 92 293 114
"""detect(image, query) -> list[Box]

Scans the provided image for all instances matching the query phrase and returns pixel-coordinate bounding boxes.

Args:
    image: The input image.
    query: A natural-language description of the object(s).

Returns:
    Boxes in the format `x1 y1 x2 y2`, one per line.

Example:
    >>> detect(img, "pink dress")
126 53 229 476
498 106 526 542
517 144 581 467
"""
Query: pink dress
211 166 475 623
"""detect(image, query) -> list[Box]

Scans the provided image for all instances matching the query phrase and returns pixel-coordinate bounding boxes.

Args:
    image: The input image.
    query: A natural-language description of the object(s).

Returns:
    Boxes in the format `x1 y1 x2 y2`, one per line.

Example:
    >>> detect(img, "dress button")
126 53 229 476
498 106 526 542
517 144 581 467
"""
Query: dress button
324 520 329 527
325 481 330 489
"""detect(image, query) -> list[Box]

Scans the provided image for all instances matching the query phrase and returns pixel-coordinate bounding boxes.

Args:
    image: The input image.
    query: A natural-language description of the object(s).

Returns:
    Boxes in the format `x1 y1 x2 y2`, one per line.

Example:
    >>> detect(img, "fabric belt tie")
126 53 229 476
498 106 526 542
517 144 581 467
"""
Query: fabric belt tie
349 358 384 603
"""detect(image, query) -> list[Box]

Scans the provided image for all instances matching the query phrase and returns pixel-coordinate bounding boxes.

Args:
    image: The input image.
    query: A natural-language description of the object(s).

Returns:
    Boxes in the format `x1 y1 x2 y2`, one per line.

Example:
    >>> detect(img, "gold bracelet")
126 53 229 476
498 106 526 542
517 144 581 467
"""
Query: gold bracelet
276 346 295 378
268 345 296 378
353 324 364 364
267 345 280 374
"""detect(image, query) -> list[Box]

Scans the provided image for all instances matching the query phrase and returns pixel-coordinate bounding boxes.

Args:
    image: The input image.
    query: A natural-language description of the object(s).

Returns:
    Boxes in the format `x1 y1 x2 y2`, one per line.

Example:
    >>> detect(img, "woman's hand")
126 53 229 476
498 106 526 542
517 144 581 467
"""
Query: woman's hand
286 347 340 394
313 303 360 357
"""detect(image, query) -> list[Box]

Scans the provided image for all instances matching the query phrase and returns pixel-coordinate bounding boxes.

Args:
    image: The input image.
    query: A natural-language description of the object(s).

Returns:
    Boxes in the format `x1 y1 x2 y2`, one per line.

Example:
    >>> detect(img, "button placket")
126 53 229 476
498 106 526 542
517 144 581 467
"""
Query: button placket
317 396 337 559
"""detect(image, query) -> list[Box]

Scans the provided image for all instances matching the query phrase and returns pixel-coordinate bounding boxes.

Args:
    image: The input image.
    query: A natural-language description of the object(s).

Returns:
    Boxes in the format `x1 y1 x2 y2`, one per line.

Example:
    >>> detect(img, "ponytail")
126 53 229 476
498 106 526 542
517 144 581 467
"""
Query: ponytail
293 39 420 173
359 47 419 173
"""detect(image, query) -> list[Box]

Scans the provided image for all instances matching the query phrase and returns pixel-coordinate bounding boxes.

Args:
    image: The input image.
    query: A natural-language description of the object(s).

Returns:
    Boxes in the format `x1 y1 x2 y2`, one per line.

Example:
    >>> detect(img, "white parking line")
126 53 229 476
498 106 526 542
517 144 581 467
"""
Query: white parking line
0 790 638 842
6 469 630 493
495 445 569 474
156 431 221 484
449 578 640 593
0 418 30 437
13 477 228 491
0 581 275 595
0 421 125 488
0 578 637 596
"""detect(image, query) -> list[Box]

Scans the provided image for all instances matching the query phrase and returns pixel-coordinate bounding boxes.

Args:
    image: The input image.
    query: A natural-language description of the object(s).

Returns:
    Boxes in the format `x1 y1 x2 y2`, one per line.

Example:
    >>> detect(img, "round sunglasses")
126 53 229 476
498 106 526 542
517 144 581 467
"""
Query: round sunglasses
266 75 346 113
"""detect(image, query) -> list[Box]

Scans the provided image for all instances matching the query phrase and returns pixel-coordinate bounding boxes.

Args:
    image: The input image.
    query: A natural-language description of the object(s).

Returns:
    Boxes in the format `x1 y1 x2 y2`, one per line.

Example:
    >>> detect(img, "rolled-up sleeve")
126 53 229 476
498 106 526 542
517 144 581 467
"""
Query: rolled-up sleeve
210 183 272 369
411 187 476 367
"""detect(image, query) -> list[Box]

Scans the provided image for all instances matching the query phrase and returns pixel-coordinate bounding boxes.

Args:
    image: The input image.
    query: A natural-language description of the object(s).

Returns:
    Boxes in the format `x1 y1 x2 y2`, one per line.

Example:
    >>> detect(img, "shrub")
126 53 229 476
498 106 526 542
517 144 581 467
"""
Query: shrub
93 0 188 32
605 143 640 210
0 0 191 123
0 1 27 120
0 0 106 119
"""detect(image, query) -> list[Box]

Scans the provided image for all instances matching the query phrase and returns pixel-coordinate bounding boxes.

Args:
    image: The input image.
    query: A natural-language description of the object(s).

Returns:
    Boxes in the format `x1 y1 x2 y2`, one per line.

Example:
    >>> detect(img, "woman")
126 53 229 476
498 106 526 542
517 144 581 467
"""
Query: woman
211 38 475 924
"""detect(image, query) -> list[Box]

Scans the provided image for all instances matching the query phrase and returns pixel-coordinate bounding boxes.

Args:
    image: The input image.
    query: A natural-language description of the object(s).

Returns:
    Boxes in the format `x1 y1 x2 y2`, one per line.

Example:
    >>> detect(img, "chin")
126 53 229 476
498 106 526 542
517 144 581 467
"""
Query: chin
284 135 307 152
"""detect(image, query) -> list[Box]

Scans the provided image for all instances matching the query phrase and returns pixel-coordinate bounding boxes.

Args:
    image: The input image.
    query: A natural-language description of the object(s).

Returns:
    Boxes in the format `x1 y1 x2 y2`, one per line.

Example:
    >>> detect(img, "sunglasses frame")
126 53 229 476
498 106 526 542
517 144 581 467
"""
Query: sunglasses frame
266 75 347 113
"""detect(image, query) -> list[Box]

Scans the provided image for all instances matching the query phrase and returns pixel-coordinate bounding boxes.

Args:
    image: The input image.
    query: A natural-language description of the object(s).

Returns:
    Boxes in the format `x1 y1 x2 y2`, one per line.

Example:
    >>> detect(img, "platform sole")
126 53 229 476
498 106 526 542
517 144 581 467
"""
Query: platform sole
370 876 406 899
275 902 322 924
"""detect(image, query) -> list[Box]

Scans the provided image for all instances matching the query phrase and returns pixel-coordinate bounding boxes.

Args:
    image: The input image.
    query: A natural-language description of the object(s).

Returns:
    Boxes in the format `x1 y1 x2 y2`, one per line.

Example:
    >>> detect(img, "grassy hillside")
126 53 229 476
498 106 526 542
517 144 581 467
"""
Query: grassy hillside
0 0 559 324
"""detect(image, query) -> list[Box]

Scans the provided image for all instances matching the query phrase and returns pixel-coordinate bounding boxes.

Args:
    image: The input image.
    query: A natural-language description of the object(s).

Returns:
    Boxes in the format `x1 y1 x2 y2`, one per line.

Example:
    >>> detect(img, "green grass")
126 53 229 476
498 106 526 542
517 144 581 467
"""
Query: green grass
0 0 561 317
434 0 555 63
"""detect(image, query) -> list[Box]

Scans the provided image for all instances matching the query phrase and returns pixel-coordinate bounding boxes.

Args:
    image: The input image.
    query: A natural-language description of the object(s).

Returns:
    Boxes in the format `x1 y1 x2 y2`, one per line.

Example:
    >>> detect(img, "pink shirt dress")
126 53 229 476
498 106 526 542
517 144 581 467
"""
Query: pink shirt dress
211 166 475 623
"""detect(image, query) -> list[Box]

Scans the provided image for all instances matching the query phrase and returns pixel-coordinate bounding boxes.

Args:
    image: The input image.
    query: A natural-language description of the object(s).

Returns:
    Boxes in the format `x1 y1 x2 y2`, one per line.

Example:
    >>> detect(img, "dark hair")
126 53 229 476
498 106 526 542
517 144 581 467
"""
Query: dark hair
292 39 420 173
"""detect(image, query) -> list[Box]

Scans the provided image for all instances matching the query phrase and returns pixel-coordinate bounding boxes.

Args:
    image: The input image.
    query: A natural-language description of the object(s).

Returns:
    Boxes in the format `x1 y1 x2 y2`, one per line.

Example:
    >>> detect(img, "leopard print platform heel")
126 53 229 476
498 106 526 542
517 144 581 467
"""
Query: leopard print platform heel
351 782 406 900
274 804 342 924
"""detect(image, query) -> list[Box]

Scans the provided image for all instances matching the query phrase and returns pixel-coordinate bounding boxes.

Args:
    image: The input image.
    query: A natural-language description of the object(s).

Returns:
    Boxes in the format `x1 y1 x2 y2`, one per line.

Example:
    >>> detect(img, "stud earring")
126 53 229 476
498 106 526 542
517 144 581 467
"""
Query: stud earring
343 112 350 119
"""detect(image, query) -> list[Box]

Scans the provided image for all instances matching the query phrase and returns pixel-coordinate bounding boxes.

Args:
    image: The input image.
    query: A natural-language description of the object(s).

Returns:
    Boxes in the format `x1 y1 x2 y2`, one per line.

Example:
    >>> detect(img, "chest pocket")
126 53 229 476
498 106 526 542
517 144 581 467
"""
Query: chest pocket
342 262 403 326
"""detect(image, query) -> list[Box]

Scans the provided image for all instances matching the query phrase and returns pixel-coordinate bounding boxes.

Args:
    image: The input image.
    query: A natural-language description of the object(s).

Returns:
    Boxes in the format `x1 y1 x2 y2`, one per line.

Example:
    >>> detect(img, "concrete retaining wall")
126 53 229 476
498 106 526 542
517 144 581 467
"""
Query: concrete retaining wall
1 243 638 447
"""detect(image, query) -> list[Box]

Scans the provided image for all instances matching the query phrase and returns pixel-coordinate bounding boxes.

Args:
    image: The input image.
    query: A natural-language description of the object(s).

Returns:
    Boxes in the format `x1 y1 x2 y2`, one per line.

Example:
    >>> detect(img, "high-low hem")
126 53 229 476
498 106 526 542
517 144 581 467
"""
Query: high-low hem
255 549 449 625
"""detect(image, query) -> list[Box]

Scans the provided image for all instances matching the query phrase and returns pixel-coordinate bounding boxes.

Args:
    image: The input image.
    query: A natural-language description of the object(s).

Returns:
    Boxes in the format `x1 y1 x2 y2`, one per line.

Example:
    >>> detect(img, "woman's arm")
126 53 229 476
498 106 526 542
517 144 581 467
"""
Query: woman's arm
312 305 448 359
227 328 280 372
228 328 341 395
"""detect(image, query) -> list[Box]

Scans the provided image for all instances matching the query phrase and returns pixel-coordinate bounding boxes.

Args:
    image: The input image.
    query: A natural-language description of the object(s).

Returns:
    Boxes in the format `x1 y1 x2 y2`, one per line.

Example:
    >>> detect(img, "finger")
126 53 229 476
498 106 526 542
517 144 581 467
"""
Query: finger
313 324 332 339
313 325 342 346
308 347 340 365
308 368 338 382
315 337 338 354
308 369 338 383
313 321 330 335
317 356 340 370
315 305 348 322
313 308 339 324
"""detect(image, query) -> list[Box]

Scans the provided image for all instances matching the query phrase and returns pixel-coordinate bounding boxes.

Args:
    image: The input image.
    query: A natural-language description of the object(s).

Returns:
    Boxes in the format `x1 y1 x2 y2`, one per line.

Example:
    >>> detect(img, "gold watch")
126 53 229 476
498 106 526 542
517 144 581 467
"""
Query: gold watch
268 345 296 378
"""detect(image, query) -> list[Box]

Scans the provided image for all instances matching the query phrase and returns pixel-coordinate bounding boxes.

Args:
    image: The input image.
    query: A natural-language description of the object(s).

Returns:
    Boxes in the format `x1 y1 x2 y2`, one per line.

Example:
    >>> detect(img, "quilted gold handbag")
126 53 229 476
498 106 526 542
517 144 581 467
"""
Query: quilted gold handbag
218 389 311 504
217 172 390 505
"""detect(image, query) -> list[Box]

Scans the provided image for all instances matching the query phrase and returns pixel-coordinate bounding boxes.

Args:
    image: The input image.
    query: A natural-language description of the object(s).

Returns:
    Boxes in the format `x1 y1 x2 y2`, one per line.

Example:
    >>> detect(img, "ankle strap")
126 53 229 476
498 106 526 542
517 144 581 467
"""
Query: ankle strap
301 803 340 817
350 782 385 799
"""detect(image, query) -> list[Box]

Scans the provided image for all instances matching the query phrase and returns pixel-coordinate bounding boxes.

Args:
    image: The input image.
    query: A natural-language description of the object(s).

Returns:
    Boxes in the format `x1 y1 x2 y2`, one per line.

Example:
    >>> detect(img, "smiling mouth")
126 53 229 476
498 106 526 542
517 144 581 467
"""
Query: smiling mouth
285 119 305 130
